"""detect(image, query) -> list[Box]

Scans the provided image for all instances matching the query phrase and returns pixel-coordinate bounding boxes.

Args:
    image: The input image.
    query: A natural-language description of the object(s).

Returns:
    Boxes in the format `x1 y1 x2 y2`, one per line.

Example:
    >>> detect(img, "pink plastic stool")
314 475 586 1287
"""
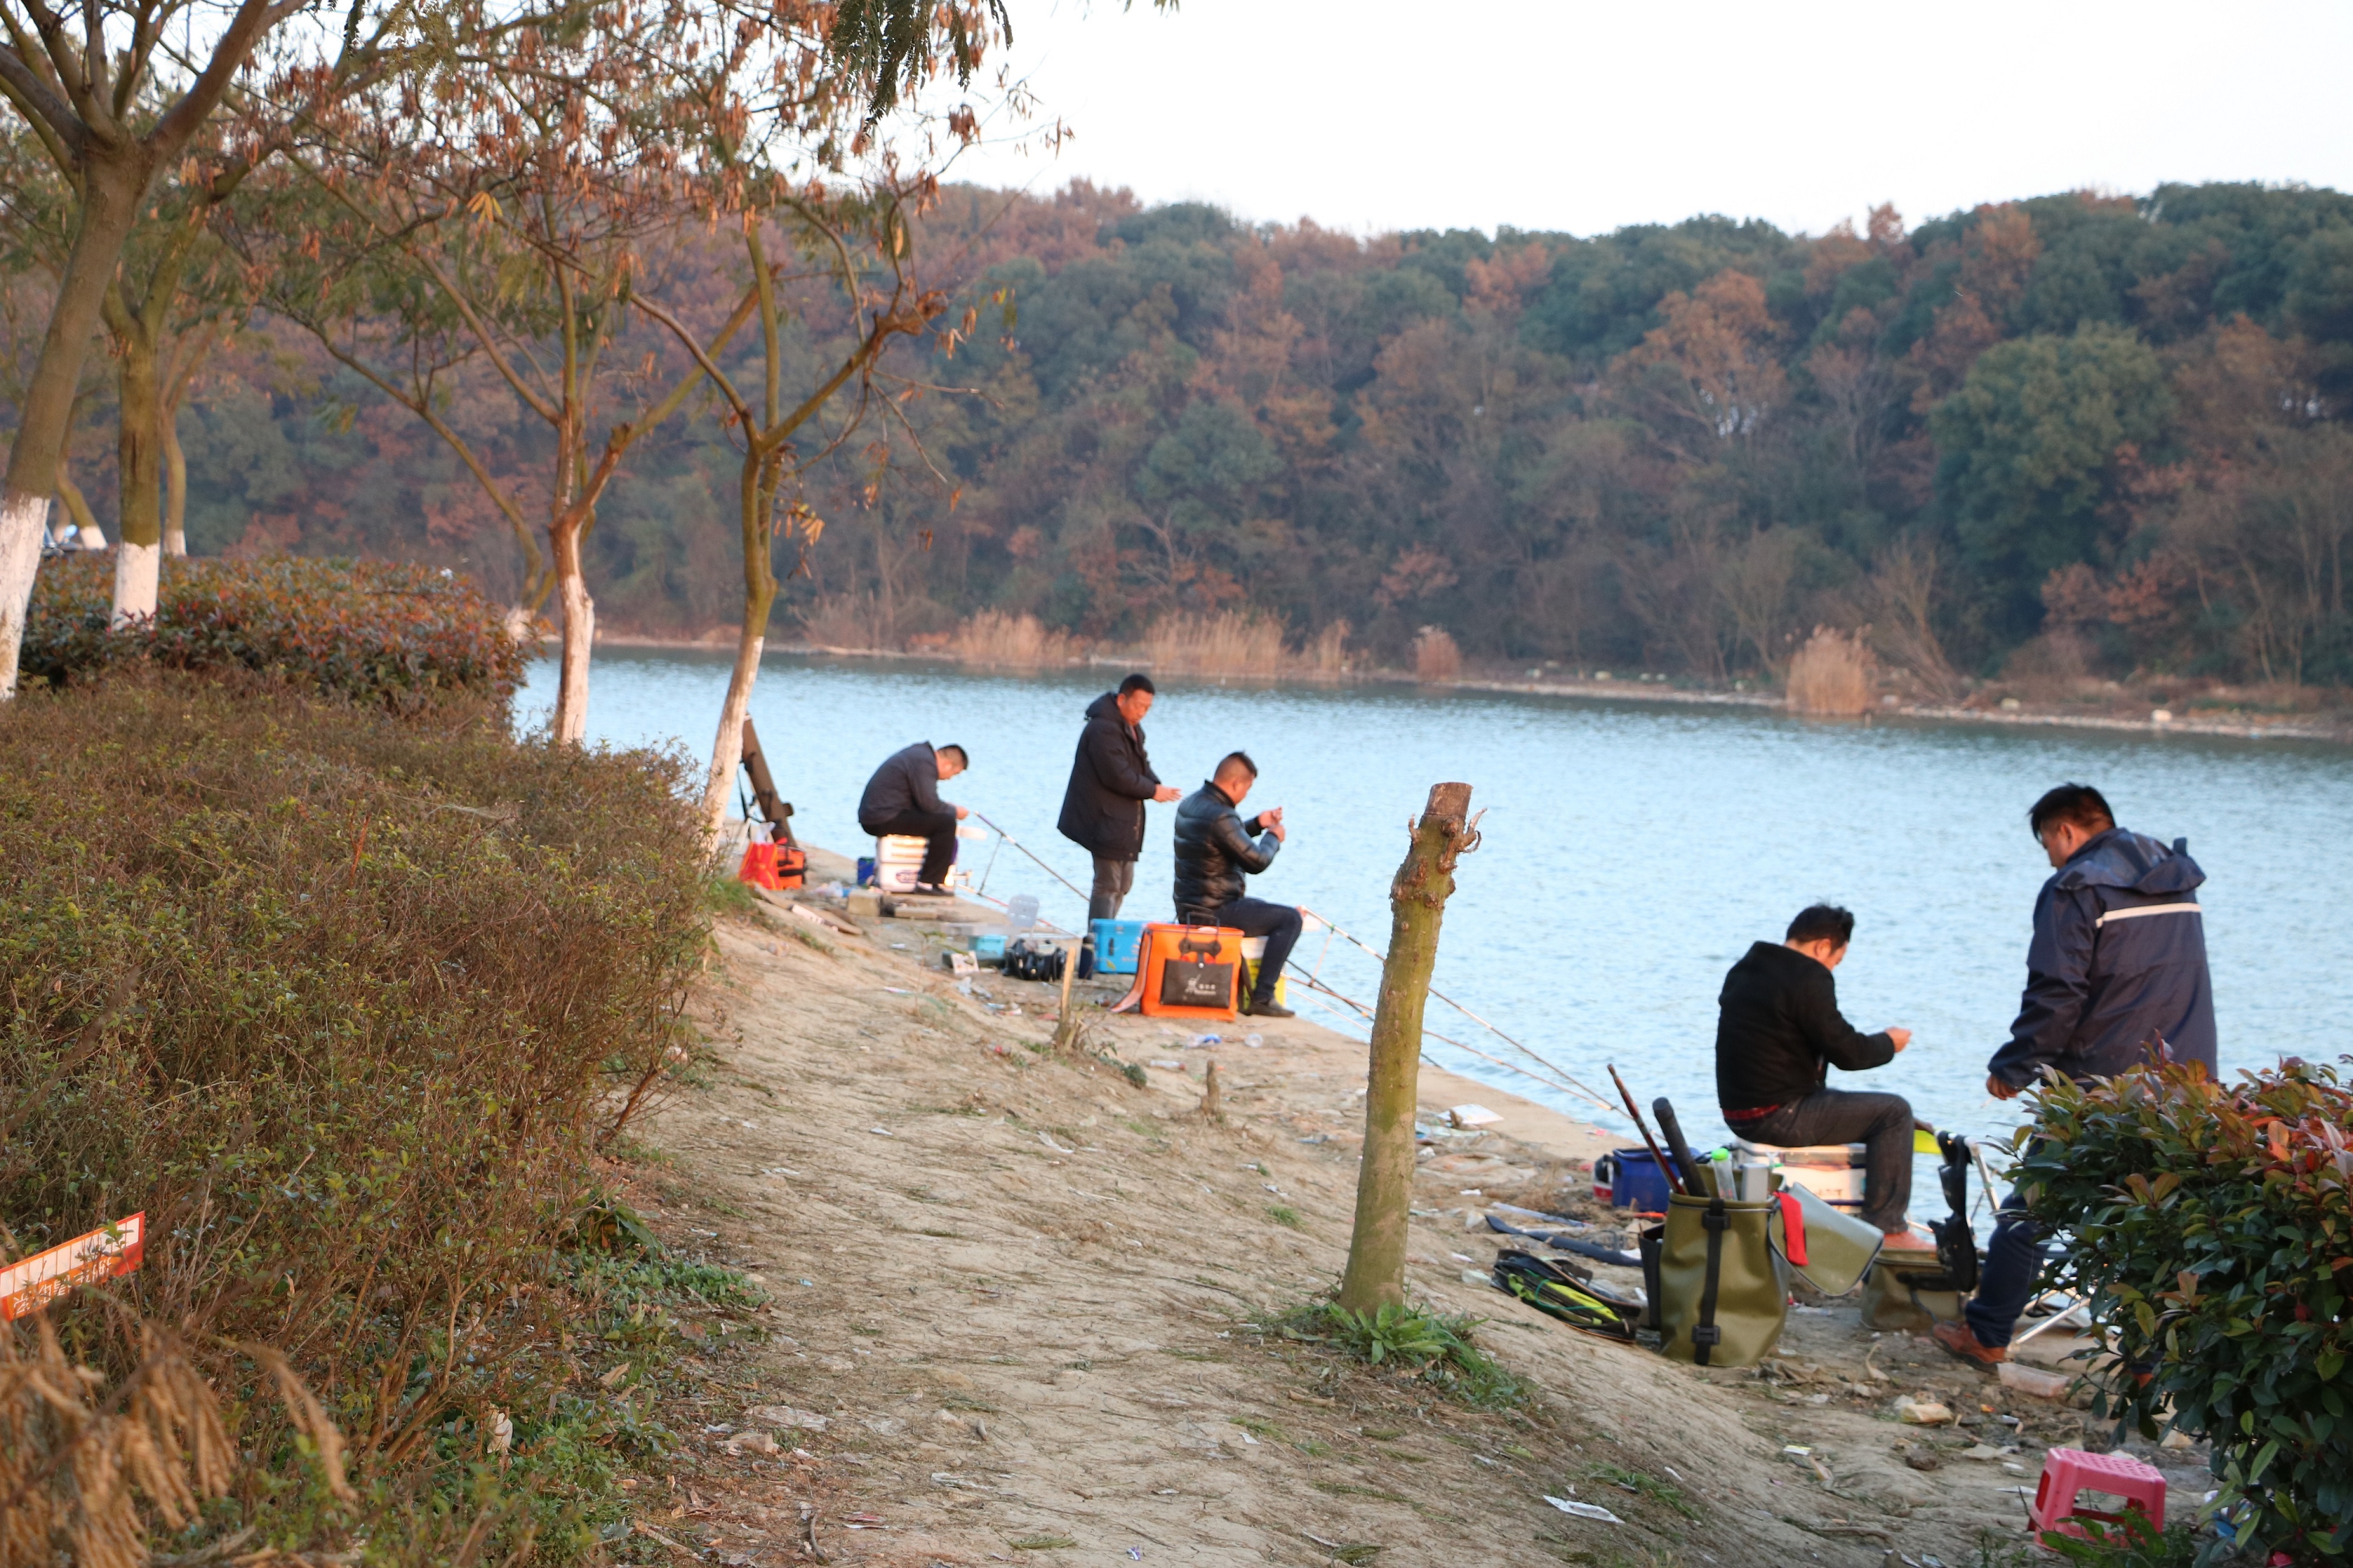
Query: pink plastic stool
2028 1447 2166 1542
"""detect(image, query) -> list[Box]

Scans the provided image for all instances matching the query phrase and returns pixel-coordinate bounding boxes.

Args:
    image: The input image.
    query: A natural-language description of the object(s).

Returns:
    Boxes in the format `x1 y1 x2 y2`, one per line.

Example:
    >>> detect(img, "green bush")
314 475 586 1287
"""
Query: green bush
2018 1060 2352 1564
0 676 706 1557
21 553 526 710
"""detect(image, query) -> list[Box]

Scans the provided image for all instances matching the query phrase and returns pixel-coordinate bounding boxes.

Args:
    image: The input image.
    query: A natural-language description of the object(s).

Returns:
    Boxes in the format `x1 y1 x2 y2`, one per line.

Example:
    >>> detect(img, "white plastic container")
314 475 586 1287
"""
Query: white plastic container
874 834 928 893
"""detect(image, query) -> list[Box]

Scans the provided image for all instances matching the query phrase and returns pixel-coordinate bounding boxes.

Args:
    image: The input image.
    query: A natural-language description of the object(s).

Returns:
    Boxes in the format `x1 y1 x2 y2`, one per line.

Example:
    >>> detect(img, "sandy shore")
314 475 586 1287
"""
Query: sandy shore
592 858 2217 1568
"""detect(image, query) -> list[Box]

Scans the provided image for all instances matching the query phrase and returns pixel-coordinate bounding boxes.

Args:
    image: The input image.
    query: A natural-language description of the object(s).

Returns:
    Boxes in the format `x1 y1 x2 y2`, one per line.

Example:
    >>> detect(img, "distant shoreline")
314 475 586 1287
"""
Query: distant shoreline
566 632 2353 746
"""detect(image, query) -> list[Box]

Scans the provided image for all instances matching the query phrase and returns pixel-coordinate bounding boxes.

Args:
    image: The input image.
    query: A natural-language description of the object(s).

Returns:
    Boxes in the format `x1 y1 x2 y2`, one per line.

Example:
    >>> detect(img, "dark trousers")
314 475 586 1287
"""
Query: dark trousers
1731 1087 1914 1235
1965 1173 2056 1349
860 809 956 885
1088 856 1135 924
1187 897 1301 1005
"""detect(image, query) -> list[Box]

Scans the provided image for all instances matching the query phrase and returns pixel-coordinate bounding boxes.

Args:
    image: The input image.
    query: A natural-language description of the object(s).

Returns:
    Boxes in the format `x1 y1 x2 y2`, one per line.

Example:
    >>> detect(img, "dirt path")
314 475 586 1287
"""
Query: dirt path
612 880 2212 1568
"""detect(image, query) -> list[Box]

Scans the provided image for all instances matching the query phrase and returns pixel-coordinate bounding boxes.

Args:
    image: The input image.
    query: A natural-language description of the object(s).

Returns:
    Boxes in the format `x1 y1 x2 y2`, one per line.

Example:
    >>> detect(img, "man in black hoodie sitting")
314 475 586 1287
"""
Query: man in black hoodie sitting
1715 905 1925 1246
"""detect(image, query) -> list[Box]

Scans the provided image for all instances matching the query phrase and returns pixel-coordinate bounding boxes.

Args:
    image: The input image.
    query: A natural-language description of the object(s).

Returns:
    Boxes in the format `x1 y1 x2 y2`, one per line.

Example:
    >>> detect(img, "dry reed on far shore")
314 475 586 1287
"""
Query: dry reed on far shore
1786 625 1876 715
1302 619 1352 679
794 592 888 652
1143 612 1289 678
1412 626 1462 683
949 609 1079 669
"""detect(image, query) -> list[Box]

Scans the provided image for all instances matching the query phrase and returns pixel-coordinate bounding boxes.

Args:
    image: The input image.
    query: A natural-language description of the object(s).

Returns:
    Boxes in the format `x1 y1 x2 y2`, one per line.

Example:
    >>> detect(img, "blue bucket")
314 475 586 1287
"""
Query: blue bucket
1594 1147 1673 1213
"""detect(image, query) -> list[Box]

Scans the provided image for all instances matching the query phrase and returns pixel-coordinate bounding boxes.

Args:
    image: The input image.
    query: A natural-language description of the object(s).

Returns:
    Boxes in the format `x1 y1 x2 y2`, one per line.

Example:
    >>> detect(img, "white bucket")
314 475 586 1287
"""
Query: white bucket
1778 1164 1867 1208
875 834 928 893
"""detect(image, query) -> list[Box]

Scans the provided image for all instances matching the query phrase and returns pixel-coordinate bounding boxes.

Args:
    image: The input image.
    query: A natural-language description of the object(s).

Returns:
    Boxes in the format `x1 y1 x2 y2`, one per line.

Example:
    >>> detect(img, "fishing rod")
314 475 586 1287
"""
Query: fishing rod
1295 905 1624 1117
1282 964 1620 1118
1608 1064 1687 1197
970 812 1092 908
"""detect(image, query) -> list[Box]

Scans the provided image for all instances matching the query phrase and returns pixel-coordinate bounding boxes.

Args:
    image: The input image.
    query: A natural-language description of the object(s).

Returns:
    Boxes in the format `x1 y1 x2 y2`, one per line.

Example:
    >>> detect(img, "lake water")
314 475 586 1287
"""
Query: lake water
520 650 2353 1188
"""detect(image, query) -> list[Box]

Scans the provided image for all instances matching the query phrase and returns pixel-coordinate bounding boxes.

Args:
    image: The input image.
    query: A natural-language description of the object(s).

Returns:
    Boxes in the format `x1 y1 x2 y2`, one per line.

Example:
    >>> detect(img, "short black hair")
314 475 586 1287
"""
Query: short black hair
1785 905 1855 948
1215 750 1258 780
2028 783 2114 839
938 743 968 768
1118 672 1156 697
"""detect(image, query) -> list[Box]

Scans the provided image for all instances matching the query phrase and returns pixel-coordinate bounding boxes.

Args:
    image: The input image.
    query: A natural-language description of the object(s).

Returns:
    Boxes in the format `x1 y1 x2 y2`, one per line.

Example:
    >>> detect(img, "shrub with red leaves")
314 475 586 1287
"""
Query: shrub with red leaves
22 554 526 712
2020 1059 2353 1563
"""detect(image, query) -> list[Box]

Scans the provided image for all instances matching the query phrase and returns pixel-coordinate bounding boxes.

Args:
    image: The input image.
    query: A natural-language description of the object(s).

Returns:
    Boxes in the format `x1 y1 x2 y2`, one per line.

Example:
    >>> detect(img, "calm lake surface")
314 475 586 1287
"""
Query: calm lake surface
520 650 2353 1173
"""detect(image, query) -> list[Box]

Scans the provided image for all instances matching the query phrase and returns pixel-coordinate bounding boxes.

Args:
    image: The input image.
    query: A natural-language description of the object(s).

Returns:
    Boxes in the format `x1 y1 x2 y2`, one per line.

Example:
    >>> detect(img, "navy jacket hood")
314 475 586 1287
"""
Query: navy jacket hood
2052 829 2206 898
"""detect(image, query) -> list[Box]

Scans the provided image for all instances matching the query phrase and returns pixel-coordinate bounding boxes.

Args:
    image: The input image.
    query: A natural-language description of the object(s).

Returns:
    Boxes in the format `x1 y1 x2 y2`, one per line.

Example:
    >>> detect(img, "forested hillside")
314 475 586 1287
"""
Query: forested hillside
20 178 2353 687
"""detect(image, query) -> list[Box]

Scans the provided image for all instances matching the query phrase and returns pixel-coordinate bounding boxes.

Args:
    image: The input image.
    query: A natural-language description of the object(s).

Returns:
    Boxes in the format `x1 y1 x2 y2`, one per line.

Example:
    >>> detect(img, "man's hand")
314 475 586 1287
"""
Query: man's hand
1886 1027 1912 1052
1987 1073 2021 1100
953 804 971 820
1262 806 1287 842
1153 785 1181 803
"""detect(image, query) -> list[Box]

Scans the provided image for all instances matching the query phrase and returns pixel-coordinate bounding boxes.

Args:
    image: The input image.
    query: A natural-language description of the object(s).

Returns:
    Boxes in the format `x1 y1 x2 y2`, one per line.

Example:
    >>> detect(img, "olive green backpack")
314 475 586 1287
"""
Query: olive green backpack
1651 1181 1884 1367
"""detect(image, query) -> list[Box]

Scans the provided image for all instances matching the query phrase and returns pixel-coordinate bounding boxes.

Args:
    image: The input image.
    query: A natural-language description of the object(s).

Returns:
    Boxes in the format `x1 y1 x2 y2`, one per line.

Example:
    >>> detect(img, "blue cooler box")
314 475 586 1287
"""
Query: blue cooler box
1593 1147 1674 1213
1089 919 1146 975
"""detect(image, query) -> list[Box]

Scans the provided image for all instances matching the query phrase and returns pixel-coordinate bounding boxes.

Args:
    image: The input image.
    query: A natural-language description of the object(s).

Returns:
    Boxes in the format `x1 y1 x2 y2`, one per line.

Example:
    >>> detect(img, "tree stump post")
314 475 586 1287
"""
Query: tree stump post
1337 782 1477 1315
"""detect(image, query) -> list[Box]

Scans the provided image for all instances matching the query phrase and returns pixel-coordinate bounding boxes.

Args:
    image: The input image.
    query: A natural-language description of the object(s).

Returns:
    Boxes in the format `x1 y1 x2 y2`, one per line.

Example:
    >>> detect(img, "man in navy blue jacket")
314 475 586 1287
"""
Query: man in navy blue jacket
1935 783 2217 1366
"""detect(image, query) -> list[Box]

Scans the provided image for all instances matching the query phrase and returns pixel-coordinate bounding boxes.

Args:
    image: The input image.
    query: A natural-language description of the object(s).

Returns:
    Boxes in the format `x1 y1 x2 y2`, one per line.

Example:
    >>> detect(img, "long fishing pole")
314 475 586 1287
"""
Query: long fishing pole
1282 965 1620 1117
970 812 1092 906
1296 905 1624 1116
1608 1063 1687 1197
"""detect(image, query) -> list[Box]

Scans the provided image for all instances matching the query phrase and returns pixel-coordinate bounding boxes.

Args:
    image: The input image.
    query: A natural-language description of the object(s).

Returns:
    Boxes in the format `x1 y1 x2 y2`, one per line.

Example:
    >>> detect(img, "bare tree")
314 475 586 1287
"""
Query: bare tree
1337 783 1477 1314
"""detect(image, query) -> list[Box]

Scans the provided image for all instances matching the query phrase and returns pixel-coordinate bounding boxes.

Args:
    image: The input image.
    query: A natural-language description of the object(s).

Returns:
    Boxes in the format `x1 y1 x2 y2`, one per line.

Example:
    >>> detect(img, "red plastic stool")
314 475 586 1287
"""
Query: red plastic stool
2028 1447 2166 1542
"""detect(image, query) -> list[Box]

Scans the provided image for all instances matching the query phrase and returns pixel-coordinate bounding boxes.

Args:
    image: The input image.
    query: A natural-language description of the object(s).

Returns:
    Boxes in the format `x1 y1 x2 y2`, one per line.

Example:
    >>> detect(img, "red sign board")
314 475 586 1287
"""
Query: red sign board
0 1213 145 1321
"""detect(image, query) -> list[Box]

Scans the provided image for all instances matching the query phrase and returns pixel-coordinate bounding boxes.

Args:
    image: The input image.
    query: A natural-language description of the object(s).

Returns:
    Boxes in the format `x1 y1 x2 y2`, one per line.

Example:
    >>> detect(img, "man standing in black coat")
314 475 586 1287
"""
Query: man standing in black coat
1715 904 1925 1244
1057 673 1181 926
1935 783 2217 1367
856 740 969 892
1173 751 1298 1018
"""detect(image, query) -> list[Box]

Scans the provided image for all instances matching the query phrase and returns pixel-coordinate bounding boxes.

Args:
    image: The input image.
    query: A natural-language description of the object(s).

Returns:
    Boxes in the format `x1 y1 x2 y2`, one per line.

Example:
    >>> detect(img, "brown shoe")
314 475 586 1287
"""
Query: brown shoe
1931 1318 2007 1366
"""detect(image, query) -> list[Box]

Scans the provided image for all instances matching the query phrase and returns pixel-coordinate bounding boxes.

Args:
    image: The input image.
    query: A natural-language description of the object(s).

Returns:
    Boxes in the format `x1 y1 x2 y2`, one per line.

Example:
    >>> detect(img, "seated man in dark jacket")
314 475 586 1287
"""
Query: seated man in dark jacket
856 740 968 892
1936 783 2217 1367
1716 904 1924 1243
1172 752 1297 1018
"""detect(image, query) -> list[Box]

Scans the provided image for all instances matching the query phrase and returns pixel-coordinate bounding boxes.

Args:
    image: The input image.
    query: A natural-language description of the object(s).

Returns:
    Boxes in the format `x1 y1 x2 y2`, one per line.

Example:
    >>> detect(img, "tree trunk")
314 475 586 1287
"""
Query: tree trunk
55 472 105 545
1336 781 1478 1315
0 156 151 697
551 515 594 745
113 326 165 620
699 450 782 838
163 410 189 558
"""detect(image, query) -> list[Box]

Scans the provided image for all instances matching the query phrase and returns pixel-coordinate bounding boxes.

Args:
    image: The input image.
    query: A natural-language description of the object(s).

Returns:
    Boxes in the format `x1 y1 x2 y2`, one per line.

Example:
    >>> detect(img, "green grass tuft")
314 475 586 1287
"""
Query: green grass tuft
1277 1300 1527 1409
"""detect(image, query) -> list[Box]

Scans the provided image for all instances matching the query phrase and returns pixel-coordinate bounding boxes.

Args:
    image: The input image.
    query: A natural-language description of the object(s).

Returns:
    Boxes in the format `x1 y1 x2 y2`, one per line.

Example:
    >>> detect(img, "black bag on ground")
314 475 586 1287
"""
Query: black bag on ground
1003 938 1066 982
1492 1251 1640 1342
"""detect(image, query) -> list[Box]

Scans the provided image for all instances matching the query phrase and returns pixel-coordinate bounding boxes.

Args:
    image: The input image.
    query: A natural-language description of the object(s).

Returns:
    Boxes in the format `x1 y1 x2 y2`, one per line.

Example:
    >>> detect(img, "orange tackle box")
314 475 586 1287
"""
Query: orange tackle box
1112 923 1245 1020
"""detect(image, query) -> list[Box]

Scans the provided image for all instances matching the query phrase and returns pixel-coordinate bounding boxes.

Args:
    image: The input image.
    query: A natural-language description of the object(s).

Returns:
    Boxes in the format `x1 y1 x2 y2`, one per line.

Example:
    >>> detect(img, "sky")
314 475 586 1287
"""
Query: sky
942 0 2353 241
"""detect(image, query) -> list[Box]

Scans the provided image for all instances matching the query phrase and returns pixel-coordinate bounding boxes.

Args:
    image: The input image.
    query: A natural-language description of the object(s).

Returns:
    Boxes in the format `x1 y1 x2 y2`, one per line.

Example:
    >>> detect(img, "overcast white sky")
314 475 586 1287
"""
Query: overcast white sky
943 0 2353 240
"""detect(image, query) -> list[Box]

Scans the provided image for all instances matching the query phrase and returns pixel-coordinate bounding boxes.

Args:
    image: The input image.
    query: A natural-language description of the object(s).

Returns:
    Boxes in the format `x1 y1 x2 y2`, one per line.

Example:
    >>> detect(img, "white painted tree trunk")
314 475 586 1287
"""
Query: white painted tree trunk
553 575 594 744
699 633 765 842
113 540 160 623
0 495 52 698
